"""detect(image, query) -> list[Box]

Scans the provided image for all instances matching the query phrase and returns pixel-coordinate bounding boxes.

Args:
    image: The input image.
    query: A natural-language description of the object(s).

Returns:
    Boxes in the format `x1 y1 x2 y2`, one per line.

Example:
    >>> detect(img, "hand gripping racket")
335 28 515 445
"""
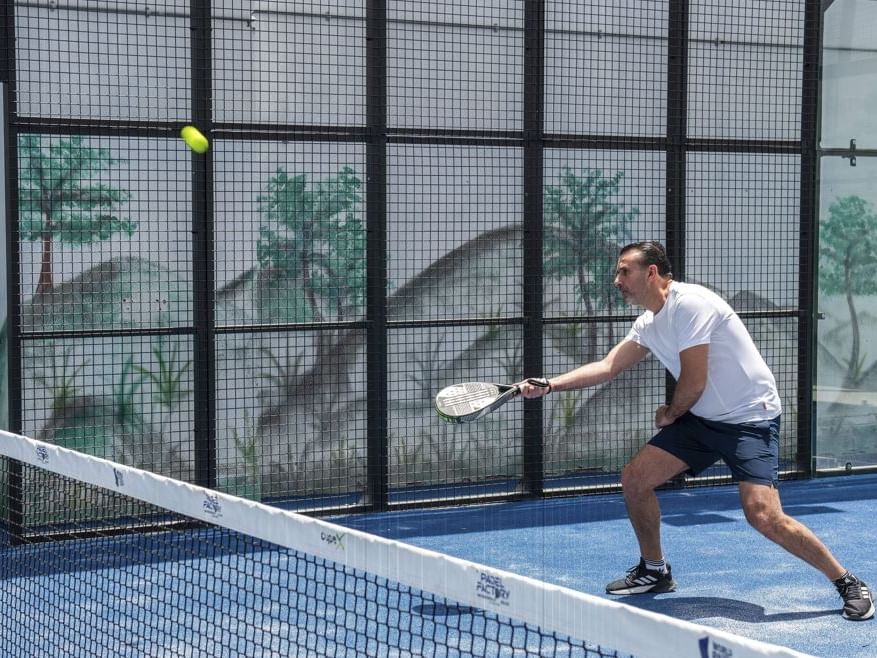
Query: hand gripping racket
434 379 550 424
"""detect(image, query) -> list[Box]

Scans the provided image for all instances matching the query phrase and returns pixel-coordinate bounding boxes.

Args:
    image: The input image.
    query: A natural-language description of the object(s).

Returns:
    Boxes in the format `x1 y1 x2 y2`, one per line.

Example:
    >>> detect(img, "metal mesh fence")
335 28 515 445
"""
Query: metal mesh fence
2 0 816 510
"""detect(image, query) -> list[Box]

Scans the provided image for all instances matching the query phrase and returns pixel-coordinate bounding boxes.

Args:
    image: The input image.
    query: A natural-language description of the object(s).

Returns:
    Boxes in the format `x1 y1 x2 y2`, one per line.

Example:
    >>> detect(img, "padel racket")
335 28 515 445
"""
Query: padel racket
434 379 550 424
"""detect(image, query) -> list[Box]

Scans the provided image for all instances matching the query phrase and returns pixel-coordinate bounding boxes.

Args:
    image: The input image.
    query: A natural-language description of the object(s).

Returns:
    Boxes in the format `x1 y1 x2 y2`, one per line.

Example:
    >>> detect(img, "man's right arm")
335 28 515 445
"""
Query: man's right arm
519 339 649 398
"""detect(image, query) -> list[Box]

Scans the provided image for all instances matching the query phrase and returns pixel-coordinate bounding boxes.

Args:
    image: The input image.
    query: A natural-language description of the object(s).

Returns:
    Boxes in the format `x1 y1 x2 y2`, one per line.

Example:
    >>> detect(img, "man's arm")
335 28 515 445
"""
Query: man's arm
655 343 708 427
519 339 649 398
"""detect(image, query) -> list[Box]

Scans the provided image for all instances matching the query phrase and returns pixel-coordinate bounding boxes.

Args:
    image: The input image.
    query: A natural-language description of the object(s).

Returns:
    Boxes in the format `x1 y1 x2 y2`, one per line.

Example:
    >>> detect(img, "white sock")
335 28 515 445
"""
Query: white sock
644 557 667 574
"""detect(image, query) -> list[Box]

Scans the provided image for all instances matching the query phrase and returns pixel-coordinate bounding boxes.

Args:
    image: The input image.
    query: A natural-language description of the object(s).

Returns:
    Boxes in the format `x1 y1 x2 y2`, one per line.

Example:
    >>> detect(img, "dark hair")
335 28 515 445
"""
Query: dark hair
619 241 673 278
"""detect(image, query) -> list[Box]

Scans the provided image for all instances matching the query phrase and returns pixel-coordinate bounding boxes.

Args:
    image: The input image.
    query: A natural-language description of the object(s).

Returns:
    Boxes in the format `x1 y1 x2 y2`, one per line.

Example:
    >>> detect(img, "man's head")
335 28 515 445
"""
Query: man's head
614 241 673 308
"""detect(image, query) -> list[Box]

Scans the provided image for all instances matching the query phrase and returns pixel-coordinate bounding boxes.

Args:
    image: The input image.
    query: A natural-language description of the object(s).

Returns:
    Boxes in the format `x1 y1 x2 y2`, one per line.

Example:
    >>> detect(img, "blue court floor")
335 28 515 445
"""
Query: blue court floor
334 474 877 658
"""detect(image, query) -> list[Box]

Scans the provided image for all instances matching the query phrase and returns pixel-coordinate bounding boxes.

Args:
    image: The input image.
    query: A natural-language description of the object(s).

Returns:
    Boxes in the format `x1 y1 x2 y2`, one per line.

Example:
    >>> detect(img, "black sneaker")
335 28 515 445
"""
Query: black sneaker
835 574 875 621
606 558 677 595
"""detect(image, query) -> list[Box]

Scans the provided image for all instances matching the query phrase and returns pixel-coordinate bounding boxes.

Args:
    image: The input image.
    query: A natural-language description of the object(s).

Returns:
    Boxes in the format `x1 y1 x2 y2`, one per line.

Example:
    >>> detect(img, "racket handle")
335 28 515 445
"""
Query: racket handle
525 377 552 393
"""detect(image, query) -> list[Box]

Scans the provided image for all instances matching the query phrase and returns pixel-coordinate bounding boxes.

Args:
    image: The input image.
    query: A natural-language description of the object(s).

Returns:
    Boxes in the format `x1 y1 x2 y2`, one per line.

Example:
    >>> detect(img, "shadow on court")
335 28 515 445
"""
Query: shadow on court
412 599 840 624
618 595 839 624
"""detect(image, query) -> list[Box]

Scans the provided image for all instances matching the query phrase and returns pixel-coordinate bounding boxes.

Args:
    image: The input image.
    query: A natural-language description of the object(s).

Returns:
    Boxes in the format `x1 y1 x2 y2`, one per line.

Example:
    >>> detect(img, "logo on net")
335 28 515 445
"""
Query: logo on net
35 447 49 464
320 531 346 551
113 468 125 488
202 494 222 518
476 571 511 607
699 636 733 658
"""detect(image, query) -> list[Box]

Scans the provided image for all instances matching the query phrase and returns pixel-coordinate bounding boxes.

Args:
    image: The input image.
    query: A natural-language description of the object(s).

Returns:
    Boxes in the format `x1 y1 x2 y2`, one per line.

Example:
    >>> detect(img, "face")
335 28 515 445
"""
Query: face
613 251 653 306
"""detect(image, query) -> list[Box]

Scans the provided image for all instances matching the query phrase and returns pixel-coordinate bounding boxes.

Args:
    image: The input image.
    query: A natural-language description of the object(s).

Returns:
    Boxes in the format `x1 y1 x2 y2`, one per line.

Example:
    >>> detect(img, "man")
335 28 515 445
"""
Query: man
518 241 874 621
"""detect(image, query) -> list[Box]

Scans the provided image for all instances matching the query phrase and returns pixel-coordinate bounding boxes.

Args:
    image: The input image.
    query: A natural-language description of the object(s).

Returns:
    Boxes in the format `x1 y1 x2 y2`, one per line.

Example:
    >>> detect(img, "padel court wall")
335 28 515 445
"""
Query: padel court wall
0 0 848 514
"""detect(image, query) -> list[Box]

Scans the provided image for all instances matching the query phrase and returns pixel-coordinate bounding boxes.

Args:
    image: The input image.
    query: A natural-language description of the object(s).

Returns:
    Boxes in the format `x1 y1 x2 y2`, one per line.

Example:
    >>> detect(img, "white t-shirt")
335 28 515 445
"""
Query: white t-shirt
625 281 782 423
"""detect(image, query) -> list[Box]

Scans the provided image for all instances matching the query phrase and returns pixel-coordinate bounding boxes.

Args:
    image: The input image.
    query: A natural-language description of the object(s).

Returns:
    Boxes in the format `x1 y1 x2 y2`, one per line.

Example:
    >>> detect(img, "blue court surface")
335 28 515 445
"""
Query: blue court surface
334 474 877 658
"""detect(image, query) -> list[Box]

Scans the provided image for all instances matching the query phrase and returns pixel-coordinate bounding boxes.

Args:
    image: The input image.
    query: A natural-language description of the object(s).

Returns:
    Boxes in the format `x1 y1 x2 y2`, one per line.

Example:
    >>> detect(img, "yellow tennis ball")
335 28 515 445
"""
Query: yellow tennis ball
180 125 209 154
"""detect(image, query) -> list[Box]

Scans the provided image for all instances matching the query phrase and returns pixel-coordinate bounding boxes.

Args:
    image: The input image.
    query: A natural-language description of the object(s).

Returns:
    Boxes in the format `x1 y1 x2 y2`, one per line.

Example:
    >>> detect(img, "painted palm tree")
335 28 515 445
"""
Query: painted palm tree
544 168 638 357
819 195 877 387
256 165 364 322
18 135 135 295
254 166 364 422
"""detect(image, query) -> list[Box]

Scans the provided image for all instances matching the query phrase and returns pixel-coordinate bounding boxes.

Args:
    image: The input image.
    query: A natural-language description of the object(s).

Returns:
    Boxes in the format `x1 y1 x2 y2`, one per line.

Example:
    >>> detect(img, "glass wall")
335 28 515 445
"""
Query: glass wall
816 0 877 471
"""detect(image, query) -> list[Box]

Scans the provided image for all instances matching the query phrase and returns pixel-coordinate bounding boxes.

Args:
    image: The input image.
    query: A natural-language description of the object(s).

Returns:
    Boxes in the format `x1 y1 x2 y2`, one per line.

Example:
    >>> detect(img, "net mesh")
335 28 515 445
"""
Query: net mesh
3 522 609 657
0 432 809 658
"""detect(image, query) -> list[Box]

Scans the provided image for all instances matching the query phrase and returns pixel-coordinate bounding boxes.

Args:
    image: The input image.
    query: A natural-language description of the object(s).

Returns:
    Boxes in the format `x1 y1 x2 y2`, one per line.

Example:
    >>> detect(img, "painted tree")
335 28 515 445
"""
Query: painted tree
543 168 638 356
256 166 364 321
18 135 135 295
819 195 877 387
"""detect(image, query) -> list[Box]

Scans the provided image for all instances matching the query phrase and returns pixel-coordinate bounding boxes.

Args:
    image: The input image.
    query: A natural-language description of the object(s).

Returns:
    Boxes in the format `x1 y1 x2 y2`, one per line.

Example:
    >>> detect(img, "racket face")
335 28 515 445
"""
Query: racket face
434 382 515 423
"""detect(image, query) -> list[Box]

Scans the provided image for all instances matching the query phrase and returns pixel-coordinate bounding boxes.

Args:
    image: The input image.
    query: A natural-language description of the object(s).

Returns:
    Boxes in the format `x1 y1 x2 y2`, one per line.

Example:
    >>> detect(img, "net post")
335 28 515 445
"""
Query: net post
522 0 546 496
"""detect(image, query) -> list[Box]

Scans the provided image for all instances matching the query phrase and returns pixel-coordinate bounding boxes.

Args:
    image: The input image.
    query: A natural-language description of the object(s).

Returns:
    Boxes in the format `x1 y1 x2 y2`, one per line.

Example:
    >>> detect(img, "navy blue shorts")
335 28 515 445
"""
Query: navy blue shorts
648 412 781 486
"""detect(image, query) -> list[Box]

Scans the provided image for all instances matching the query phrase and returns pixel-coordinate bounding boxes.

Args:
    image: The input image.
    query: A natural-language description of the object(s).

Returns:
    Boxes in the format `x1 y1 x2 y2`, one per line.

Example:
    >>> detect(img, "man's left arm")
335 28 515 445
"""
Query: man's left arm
655 344 709 427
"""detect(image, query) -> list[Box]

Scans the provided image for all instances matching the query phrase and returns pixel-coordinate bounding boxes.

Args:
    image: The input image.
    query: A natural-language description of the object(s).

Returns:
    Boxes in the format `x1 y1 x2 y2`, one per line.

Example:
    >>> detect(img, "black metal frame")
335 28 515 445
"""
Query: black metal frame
365 0 389 509
522 0 546 497
662 0 689 431
798 0 822 479
0 1 824 517
190 0 216 491
1 0 23 538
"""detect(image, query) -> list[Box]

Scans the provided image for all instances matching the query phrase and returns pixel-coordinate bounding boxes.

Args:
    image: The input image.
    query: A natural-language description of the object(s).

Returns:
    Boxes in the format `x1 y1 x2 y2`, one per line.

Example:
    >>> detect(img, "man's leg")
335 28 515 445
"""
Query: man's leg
738 481 875 621
620 444 688 561
605 444 689 595
738 481 845 579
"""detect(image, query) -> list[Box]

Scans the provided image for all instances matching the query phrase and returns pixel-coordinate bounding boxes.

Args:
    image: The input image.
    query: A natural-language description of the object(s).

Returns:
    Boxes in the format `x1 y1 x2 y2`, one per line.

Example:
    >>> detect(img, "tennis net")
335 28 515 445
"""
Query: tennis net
0 430 811 658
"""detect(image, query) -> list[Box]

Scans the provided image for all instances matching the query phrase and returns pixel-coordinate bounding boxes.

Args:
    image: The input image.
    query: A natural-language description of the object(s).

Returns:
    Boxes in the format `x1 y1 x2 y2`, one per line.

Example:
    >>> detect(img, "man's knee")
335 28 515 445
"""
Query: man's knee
620 460 661 498
620 462 641 491
744 503 778 535
621 446 687 497
740 486 785 537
